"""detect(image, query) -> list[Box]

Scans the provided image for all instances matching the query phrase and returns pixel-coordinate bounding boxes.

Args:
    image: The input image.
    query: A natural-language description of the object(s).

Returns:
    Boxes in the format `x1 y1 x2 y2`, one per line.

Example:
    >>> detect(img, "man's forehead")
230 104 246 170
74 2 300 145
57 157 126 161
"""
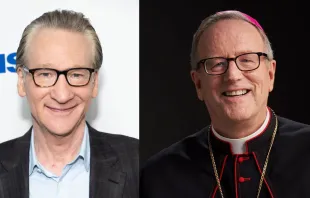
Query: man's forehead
25 28 93 65
26 27 94 54
197 20 265 58
28 27 89 44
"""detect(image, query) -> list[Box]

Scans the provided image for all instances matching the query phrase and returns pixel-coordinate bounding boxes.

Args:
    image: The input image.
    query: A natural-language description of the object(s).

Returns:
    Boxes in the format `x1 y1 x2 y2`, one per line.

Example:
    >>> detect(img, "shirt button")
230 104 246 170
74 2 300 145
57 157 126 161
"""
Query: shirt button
238 156 250 163
239 177 251 183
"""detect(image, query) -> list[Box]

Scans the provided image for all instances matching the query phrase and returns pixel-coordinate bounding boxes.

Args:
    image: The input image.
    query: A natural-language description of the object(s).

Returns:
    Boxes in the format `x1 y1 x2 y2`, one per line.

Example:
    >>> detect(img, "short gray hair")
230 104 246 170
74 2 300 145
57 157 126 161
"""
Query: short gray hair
190 10 274 70
16 9 103 70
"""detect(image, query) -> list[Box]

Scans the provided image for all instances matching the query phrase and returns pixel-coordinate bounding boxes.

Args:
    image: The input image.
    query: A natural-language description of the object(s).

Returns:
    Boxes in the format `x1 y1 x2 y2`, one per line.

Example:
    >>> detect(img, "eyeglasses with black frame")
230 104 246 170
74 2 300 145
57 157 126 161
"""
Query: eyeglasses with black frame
196 52 269 75
22 66 96 87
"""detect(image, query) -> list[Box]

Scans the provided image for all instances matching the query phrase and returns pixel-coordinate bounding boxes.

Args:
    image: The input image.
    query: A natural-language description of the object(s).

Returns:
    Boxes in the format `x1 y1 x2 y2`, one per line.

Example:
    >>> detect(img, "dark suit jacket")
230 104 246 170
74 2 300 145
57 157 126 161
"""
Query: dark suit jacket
0 123 139 198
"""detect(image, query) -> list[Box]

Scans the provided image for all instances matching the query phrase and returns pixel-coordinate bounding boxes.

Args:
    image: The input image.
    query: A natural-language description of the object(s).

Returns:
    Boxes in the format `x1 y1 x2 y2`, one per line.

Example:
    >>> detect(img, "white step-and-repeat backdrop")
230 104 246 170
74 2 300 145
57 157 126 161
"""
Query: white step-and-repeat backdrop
0 0 139 141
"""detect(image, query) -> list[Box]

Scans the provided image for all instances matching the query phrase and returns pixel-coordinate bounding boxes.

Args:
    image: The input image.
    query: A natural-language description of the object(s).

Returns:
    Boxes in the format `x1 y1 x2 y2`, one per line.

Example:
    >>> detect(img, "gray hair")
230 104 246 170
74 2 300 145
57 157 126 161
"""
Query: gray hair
16 9 103 70
190 10 274 70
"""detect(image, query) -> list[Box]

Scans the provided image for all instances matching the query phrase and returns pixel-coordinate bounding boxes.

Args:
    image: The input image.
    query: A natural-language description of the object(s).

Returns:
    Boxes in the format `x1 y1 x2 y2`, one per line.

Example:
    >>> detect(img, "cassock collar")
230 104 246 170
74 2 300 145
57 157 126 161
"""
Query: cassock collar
209 107 277 155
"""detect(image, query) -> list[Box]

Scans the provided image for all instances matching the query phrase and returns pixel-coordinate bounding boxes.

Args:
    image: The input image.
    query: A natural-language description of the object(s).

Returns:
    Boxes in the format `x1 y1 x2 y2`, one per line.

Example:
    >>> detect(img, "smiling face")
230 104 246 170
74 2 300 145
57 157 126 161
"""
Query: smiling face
191 19 276 125
17 28 98 136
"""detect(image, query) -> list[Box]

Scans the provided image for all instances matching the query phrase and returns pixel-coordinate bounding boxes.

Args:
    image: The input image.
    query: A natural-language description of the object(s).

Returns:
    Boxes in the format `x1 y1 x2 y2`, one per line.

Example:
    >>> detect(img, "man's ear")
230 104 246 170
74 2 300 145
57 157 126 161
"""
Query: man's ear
17 66 26 97
92 71 99 98
268 59 276 92
190 70 204 101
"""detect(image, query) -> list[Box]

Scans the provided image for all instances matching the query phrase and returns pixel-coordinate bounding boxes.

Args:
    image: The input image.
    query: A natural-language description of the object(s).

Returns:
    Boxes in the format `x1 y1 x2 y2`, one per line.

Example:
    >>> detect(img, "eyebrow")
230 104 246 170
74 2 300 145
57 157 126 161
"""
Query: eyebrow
234 50 261 56
200 50 264 60
212 50 263 58
33 64 88 69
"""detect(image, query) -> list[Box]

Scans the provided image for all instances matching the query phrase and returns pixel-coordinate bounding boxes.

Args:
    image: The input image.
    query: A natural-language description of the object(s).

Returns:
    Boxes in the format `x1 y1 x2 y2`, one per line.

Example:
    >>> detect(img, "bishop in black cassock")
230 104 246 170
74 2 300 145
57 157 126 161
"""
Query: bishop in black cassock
140 9 310 198
140 107 310 197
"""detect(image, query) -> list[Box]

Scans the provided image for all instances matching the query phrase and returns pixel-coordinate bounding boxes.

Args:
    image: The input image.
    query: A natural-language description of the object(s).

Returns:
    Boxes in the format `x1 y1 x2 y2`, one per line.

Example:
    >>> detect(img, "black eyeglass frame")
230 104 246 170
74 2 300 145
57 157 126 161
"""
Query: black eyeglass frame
22 66 97 87
196 52 269 75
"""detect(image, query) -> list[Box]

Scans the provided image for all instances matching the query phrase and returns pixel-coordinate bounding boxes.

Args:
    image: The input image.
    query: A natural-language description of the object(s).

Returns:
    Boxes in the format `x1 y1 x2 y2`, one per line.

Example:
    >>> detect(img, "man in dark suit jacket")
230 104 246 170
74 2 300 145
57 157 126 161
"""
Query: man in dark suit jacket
0 9 138 198
0 124 138 198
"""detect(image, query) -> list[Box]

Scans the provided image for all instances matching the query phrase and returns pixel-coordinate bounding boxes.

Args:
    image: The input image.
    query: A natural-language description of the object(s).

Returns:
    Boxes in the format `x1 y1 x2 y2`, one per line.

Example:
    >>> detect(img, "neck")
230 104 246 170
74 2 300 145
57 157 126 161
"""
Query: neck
212 108 268 139
32 121 85 176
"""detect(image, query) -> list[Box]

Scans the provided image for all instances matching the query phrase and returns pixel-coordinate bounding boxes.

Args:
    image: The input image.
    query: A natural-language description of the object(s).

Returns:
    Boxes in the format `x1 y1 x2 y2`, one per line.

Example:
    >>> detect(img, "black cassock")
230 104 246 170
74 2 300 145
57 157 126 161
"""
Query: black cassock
140 108 310 198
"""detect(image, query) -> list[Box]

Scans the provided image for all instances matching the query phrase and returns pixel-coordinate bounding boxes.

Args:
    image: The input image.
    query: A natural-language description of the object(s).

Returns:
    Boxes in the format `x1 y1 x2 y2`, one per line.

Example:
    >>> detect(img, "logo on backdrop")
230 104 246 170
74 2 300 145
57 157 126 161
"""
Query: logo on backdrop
0 52 16 73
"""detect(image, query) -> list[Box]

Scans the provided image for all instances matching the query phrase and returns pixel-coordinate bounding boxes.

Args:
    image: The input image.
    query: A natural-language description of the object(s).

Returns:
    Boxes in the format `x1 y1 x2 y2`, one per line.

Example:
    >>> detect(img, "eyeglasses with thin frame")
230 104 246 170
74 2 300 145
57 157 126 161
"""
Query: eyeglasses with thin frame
196 52 269 75
22 66 96 87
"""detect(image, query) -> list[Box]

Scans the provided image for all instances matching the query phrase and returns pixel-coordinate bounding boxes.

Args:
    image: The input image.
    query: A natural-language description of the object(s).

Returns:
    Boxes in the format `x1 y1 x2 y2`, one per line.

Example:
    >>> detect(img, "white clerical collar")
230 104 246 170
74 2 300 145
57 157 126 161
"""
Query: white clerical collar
211 108 270 154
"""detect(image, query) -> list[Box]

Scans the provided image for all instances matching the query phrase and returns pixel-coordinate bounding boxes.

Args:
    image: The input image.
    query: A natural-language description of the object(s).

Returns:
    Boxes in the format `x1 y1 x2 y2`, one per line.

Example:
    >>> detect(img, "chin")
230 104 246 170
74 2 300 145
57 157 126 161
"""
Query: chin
49 129 73 137
222 105 254 121
45 123 75 136
42 118 83 137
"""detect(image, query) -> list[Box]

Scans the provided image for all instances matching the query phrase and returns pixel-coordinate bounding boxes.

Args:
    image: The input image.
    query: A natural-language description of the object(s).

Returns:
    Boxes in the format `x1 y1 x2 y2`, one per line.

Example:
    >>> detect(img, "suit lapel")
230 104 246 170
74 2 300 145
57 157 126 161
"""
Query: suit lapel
88 125 126 198
0 130 31 198
0 124 127 198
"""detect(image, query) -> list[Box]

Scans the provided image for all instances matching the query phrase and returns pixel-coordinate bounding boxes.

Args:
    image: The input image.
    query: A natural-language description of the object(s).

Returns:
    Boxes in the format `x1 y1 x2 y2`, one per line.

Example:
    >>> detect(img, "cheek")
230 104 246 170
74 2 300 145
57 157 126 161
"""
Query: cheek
201 77 221 99
26 89 50 110
76 89 94 103
247 73 270 94
261 73 272 89
25 80 45 98
76 91 94 113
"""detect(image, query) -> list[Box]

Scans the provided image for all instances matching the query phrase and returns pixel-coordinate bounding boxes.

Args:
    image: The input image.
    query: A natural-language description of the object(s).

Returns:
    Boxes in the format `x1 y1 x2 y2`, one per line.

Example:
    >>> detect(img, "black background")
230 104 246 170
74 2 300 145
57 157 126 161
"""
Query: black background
140 1 310 165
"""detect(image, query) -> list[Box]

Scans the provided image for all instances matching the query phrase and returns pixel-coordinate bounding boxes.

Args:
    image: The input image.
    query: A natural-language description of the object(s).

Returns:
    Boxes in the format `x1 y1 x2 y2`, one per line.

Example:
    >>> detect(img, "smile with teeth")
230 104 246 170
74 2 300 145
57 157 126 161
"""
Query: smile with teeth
223 89 249 97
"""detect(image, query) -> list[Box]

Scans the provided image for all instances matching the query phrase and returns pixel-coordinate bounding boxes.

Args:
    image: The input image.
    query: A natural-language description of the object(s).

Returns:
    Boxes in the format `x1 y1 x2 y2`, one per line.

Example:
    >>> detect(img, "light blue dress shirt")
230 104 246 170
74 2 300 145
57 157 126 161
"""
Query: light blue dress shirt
29 125 90 198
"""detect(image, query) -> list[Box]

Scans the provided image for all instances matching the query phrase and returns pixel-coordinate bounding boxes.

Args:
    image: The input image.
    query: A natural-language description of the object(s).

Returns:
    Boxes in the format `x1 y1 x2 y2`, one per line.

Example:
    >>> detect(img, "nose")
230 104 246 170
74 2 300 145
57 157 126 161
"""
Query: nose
223 60 243 82
50 74 74 103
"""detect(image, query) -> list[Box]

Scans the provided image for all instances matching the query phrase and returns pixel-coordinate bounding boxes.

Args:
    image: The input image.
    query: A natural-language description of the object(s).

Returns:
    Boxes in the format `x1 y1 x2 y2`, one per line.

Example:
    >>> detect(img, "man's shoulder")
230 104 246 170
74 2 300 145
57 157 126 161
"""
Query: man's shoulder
88 125 139 187
0 138 19 157
278 115 310 134
0 131 30 174
0 137 19 148
88 125 139 158
89 126 138 147
0 133 29 159
141 127 208 171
